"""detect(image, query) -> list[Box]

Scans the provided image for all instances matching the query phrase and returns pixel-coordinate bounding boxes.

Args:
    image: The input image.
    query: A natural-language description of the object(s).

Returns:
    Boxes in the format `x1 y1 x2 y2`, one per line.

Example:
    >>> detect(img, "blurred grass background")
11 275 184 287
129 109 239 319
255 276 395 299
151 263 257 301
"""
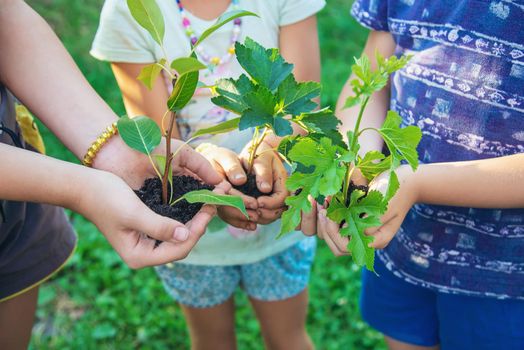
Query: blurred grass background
25 0 384 349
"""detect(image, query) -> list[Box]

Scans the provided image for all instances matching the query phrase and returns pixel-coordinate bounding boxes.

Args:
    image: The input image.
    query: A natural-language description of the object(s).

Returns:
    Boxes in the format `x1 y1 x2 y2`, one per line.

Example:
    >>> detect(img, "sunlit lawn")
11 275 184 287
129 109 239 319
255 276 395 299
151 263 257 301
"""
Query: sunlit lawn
27 1 384 349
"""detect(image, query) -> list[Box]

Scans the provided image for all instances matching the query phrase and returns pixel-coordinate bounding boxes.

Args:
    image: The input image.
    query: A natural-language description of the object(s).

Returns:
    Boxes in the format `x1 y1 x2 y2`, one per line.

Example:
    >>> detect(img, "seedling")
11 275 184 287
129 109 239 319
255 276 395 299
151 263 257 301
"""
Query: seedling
118 0 258 220
210 38 336 195
280 53 422 271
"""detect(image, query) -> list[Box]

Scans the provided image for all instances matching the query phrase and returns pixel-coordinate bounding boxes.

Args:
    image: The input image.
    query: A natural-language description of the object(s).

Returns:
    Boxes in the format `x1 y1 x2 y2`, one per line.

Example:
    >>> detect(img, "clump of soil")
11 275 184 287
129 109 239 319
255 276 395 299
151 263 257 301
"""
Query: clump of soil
347 181 368 201
135 175 213 224
233 173 267 199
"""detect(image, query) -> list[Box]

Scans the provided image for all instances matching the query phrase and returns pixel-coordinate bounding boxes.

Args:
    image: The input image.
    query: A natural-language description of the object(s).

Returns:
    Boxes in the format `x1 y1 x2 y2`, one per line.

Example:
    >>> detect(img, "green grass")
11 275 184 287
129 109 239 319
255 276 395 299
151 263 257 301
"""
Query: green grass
26 0 383 349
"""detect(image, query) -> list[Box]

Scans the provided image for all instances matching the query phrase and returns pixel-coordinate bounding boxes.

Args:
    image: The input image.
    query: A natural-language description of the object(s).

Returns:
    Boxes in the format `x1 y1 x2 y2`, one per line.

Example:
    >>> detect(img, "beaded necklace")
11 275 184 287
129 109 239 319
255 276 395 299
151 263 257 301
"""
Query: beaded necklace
175 0 241 68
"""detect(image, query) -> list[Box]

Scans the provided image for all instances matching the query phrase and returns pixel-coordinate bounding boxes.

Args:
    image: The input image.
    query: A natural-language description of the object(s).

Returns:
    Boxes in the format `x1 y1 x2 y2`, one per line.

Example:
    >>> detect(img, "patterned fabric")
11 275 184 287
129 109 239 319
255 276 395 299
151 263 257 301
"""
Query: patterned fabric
352 0 524 299
155 237 316 308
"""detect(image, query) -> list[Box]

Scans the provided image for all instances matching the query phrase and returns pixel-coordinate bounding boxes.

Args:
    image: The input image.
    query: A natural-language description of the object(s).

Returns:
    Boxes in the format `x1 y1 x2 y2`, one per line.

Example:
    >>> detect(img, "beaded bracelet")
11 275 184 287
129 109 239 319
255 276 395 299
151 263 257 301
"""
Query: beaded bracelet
82 122 118 167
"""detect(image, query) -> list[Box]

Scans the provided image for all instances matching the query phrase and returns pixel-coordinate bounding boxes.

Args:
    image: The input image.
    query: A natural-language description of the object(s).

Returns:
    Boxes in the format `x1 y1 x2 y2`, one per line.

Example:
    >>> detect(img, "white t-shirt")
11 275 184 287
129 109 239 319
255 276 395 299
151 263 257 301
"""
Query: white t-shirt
91 0 325 265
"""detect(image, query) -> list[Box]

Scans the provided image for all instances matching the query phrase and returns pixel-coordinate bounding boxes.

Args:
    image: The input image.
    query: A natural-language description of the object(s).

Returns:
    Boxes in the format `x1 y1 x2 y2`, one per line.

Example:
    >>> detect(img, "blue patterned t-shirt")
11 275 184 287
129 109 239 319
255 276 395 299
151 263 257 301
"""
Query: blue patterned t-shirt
352 0 524 299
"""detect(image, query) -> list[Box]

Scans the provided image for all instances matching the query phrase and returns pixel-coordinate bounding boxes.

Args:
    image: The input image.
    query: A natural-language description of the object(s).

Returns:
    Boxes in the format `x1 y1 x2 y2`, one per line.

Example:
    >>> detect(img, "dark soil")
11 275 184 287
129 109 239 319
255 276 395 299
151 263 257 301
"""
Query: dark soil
135 175 214 224
232 173 267 198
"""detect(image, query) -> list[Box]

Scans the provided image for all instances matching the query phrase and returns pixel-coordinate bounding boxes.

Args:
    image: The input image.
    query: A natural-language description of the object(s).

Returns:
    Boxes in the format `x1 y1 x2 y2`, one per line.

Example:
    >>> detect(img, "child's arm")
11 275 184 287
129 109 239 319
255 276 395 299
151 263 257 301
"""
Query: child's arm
0 0 222 187
0 143 216 268
318 154 524 255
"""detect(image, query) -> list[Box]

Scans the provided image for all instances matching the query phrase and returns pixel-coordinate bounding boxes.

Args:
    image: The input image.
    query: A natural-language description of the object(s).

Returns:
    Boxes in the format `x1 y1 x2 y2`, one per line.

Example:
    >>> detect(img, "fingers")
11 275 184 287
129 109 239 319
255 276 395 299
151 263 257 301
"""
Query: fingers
214 150 247 186
218 206 258 231
251 152 273 193
317 208 350 257
174 143 223 186
257 156 288 210
256 207 285 225
367 215 402 249
300 197 317 236
129 201 192 244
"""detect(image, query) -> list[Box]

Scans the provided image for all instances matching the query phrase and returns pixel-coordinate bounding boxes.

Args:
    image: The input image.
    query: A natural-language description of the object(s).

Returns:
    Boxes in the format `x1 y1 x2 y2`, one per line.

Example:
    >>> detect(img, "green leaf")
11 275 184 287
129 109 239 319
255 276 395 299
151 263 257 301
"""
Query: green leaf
191 117 241 138
137 58 166 90
295 108 341 134
384 170 400 204
126 0 164 46
117 115 161 156
235 37 293 91
170 57 206 76
327 190 387 271
167 71 199 111
279 191 311 237
378 111 422 170
277 135 300 160
211 75 256 114
287 137 346 197
193 10 259 49
357 151 392 181
277 75 320 115
238 86 277 130
181 190 248 218
272 116 293 137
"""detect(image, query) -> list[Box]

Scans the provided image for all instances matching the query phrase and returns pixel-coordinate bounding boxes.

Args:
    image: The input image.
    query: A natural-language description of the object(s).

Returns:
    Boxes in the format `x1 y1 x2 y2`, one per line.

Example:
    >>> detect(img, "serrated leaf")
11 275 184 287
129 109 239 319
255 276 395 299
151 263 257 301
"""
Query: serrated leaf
137 58 166 90
167 71 199 111
211 75 256 114
357 151 392 181
378 111 422 170
327 190 386 271
287 137 347 197
277 75 320 115
117 115 161 156
238 86 277 130
295 108 341 134
170 57 206 76
384 170 400 204
181 190 248 218
279 191 311 237
191 117 240 138
235 37 293 91
126 0 164 46
193 10 258 48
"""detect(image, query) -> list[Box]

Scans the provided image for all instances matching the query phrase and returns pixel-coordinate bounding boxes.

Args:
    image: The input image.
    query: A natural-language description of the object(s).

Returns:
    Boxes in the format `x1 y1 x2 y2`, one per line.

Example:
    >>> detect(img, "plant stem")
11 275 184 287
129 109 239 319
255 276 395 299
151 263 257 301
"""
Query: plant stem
343 96 370 204
247 127 270 174
162 111 177 204
349 96 370 154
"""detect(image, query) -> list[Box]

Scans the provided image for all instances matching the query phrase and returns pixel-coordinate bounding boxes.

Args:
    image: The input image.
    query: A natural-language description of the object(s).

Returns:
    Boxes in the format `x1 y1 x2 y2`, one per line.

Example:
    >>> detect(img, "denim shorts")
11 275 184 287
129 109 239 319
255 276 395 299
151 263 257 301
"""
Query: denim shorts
360 256 524 349
155 237 316 308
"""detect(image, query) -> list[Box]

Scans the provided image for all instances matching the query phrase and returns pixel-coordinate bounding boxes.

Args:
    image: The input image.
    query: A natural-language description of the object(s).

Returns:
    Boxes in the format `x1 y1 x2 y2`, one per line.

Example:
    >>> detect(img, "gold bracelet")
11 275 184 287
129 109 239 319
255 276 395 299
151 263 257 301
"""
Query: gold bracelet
82 122 118 167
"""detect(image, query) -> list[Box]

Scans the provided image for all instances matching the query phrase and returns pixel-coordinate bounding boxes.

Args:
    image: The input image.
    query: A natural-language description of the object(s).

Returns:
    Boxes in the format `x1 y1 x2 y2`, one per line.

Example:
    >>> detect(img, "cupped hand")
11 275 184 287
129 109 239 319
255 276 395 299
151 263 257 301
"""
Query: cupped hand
315 165 419 256
196 143 259 230
77 170 217 269
239 140 289 225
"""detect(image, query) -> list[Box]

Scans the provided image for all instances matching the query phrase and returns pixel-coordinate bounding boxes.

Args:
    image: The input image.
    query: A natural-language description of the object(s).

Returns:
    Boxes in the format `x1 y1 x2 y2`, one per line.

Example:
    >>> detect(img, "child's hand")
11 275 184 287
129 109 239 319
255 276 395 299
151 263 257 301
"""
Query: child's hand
316 165 419 256
196 143 259 230
77 170 218 269
239 140 289 225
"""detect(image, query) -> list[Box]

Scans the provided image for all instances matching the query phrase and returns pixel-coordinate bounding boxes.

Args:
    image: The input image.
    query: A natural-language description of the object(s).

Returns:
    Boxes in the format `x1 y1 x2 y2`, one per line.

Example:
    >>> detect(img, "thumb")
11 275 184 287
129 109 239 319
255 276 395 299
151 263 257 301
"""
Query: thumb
130 203 190 243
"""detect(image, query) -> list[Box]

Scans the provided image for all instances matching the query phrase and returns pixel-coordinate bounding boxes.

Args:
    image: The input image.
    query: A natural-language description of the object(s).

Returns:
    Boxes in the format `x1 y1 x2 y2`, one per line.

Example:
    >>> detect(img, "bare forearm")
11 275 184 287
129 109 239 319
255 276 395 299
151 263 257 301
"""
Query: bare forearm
413 154 524 208
0 143 93 210
0 0 117 158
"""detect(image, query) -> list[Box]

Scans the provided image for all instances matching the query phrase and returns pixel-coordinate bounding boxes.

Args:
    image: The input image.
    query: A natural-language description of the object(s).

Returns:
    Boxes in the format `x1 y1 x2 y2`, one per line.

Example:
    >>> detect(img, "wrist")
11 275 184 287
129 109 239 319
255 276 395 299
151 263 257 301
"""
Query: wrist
396 164 422 204
91 135 149 189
